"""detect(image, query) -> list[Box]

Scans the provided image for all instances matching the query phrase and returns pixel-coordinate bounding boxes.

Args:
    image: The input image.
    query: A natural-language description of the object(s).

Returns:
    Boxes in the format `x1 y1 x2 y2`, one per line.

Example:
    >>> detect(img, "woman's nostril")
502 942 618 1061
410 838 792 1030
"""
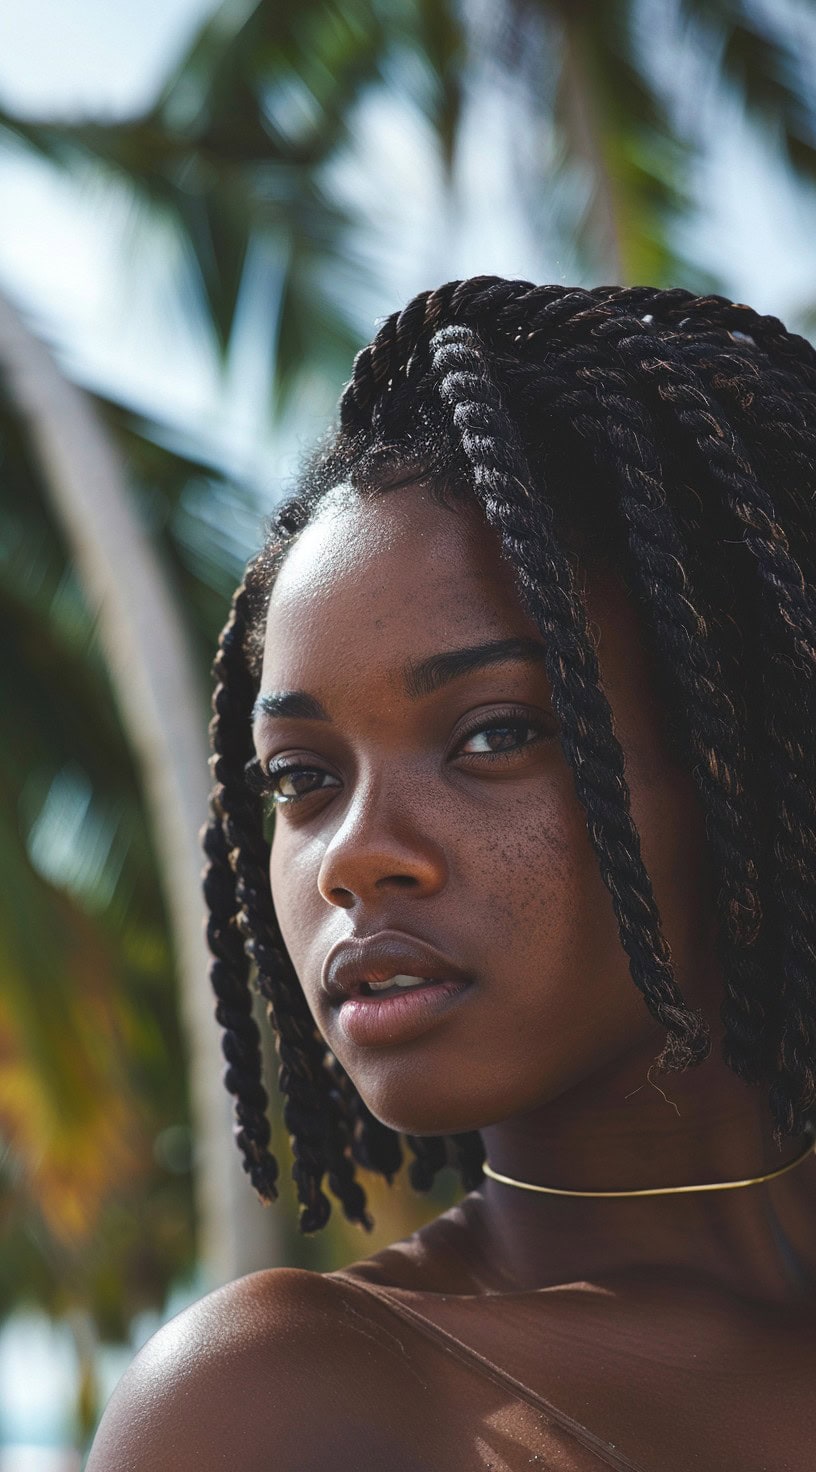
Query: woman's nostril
382 873 420 888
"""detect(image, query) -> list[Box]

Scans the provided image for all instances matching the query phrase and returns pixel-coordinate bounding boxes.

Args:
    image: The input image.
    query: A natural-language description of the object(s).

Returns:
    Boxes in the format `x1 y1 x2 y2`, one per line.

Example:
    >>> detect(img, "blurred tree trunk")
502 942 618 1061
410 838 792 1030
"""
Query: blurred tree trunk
555 5 624 282
0 286 284 1289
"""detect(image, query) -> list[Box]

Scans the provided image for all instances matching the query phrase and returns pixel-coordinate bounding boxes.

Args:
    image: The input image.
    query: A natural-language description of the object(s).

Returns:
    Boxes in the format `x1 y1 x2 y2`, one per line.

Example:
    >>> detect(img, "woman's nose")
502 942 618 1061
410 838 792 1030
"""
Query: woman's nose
316 780 448 909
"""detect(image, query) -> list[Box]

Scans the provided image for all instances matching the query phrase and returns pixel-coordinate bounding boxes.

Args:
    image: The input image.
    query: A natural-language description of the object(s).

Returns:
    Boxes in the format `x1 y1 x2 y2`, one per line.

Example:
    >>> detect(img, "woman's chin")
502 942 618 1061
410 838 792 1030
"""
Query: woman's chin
355 1085 520 1140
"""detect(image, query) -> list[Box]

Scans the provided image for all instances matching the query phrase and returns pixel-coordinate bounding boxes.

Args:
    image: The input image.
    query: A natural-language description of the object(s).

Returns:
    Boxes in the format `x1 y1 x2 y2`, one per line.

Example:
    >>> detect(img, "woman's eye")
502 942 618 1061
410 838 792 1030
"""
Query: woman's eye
456 716 547 759
264 764 339 806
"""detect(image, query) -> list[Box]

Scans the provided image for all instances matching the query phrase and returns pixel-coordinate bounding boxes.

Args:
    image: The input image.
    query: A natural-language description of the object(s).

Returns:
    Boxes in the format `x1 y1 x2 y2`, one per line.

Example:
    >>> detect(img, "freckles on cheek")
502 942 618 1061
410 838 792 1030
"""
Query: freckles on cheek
481 791 609 971
475 796 566 929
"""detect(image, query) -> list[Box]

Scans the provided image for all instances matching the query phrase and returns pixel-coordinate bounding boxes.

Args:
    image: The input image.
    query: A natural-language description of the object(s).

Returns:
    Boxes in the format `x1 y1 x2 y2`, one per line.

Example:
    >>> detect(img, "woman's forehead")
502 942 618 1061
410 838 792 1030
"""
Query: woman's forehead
266 484 522 632
260 484 658 724
260 489 546 718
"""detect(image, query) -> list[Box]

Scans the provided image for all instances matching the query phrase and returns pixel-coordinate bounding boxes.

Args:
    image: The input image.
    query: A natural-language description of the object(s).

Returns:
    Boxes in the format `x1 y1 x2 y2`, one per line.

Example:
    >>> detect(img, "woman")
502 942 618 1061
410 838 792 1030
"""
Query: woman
88 277 816 1470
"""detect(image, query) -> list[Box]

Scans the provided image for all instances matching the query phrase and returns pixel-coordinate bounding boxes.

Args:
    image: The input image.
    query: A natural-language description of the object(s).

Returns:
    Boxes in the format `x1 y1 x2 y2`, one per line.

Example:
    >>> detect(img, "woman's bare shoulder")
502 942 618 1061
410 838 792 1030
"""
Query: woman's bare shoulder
86 1265 426 1472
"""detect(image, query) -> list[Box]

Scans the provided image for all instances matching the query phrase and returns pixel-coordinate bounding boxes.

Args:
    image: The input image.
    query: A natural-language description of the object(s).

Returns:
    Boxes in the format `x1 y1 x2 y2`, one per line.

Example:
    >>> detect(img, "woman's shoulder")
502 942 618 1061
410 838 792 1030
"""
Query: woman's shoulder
85 1265 427 1472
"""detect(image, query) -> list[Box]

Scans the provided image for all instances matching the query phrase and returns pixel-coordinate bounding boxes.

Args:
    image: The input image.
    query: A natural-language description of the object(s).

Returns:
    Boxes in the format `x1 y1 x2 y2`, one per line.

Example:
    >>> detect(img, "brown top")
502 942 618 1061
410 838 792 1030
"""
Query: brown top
330 1266 648 1472
320 1193 816 1472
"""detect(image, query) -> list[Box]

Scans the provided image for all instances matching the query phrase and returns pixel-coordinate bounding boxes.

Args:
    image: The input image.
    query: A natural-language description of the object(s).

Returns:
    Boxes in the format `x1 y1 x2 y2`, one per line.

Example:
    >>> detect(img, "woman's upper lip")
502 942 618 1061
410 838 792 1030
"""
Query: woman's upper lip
322 930 473 1001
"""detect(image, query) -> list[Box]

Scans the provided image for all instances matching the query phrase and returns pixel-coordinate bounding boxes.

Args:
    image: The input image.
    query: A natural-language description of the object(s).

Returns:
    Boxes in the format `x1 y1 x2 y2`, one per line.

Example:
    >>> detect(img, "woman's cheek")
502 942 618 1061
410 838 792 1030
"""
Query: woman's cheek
486 787 628 1021
269 834 317 975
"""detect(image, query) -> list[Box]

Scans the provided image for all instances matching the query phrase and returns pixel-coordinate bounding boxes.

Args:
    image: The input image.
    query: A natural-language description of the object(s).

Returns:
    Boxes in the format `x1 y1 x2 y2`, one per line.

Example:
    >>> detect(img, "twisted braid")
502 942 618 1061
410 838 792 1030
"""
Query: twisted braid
404 1134 450 1192
316 1053 375 1230
531 326 769 1084
204 584 279 1201
430 321 709 1075
325 1049 404 1184
242 908 333 1234
682 343 816 590
340 277 530 431
447 1132 486 1193
591 323 816 1136
200 812 277 1198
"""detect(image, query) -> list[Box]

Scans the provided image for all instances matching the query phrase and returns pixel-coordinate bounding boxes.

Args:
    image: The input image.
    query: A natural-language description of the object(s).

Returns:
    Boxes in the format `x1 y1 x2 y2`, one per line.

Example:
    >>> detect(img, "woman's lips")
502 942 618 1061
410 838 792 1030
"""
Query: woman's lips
322 929 475 1047
334 976 475 1048
322 928 473 1000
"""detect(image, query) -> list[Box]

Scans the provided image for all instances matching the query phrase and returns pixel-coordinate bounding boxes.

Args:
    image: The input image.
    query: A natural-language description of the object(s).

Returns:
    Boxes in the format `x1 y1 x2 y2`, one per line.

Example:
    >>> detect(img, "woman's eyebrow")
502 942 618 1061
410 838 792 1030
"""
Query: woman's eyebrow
253 636 549 723
403 635 548 698
253 690 329 722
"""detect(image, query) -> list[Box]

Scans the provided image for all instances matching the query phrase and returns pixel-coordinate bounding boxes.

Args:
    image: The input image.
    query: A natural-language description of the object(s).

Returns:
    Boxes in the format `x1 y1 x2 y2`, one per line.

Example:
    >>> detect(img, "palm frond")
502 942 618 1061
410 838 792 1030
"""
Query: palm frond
678 0 816 181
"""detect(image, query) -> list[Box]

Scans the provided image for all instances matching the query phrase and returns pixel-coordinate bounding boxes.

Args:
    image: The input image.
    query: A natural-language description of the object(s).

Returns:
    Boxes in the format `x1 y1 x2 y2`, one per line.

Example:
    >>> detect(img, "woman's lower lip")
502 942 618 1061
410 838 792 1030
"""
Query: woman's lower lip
336 978 474 1047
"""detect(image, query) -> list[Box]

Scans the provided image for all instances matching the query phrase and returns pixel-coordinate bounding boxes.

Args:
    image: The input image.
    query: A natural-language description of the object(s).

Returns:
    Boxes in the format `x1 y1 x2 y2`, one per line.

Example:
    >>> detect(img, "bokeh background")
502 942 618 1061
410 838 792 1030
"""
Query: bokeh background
1 0 815 1464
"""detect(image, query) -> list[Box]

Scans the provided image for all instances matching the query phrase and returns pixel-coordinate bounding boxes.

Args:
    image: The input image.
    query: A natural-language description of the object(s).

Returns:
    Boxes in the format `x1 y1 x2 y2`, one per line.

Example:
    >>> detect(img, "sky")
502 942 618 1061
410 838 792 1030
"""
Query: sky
0 0 218 117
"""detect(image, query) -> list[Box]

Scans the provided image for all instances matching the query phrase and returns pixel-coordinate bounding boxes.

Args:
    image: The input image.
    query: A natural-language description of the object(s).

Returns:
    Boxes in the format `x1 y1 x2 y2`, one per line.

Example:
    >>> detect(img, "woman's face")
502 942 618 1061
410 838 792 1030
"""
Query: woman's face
254 482 719 1136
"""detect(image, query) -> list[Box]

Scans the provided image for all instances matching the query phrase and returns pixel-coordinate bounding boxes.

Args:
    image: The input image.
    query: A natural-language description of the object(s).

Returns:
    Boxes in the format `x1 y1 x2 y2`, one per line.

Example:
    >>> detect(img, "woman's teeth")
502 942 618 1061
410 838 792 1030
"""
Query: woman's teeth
365 974 432 993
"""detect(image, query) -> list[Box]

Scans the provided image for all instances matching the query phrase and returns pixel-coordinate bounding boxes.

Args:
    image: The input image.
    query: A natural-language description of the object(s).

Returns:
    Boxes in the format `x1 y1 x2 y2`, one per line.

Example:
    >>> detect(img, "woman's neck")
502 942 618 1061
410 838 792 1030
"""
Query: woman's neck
471 1036 816 1306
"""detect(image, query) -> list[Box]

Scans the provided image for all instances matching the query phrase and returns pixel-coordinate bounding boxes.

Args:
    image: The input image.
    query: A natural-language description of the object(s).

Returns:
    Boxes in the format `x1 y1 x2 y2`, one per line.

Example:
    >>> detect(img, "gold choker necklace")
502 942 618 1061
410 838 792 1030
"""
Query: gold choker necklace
481 1127 816 1197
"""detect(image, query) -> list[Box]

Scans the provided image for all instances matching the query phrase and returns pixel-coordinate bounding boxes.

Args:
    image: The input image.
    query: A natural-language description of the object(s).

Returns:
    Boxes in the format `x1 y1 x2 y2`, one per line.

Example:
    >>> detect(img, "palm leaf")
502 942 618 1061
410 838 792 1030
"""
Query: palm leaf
523 0 717 286
678 0 816 180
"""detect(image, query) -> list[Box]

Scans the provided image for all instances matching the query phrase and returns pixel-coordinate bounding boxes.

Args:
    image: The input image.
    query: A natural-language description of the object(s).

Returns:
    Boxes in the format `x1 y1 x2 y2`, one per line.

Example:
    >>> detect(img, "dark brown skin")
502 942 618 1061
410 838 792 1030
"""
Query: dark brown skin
87 481 816 1470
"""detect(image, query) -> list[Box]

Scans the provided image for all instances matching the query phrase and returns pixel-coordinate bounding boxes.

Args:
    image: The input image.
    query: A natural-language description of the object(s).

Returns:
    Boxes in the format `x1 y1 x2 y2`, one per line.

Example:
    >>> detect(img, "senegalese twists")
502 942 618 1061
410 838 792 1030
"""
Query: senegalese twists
203 277 816 1230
